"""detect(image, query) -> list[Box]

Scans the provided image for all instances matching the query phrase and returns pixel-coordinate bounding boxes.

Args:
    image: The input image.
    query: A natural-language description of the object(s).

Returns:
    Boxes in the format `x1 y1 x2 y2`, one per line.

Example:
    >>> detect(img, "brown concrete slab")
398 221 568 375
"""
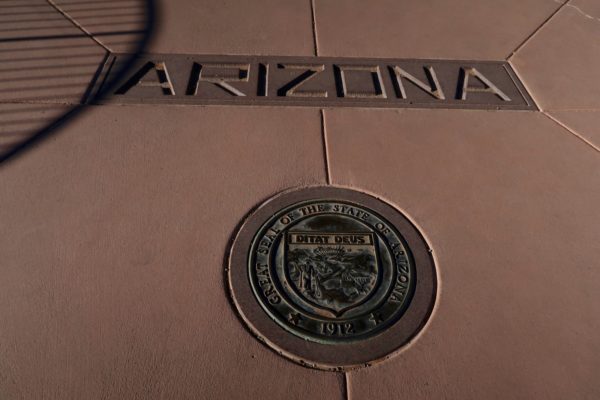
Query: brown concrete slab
0 103 69 151
0 8 109 158
0 0 108 104
51 0 150 53
313 0 564 59
0 0 87 42
147 0 314 55
0 37 107 104
324 108 600 399
511 0 600 110
0 105 344 399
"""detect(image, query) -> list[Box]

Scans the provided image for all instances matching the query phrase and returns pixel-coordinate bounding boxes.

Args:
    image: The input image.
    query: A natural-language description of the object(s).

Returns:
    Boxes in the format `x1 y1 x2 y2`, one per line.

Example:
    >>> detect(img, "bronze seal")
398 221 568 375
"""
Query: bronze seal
228 187 436 370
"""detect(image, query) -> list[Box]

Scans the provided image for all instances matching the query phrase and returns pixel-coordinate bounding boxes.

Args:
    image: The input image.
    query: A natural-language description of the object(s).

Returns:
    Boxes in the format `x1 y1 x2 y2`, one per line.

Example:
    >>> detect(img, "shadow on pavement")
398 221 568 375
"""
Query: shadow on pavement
0 0 157 165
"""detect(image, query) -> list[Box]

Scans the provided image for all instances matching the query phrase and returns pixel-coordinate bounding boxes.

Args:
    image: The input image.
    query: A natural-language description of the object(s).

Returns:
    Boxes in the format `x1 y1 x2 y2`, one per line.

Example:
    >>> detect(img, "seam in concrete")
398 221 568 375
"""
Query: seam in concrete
310 0 320 56
344 372 350 400
46 0 113 52
543 111 600 152
320 108 332 184
337 371 349 400
507 0 569 60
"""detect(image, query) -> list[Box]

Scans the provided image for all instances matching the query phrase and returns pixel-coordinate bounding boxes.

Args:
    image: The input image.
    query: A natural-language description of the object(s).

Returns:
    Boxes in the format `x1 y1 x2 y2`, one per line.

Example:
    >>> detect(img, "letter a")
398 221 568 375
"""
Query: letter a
115 61 176 95
458 67 510 101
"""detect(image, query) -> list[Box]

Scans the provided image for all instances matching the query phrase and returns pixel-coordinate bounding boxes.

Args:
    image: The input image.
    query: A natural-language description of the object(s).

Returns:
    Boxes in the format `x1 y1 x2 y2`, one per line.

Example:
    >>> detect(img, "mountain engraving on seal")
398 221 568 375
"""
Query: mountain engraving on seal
285 232 379 316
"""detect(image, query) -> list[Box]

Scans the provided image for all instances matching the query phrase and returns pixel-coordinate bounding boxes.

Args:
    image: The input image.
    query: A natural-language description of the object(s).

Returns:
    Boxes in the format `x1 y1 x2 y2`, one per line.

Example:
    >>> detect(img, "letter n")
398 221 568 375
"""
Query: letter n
391 66 445 100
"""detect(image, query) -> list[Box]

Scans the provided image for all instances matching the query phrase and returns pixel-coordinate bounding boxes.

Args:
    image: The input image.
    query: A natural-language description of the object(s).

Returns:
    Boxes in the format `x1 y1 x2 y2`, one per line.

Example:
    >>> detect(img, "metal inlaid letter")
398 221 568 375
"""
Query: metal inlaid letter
277 64 327 97
336 65 387 99
115 61 175 95
186 63 250 96
391 66 445 100
459 67 511 101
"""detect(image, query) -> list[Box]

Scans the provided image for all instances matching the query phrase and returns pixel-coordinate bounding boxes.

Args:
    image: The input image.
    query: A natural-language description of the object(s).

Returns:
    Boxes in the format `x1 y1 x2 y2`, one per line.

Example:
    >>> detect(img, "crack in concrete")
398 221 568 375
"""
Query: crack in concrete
554 0 600 23
45 0 113 52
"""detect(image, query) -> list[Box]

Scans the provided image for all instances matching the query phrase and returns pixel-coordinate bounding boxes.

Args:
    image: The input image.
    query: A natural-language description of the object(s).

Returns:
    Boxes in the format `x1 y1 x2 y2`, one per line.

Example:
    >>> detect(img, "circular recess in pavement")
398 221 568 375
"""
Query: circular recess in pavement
227 186 437 370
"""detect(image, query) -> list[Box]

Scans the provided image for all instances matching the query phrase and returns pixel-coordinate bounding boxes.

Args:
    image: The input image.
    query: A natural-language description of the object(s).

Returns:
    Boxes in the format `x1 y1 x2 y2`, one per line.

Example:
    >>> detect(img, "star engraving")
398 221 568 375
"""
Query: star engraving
288 313 302 325
369 313 384 325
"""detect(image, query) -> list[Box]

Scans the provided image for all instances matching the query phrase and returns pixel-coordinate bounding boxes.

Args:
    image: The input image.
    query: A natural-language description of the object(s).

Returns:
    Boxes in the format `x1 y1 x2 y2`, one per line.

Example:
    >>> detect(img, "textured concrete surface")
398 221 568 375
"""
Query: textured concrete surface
313 0 565 59
147 0 315 55
0 106 337 399
0 0 599 399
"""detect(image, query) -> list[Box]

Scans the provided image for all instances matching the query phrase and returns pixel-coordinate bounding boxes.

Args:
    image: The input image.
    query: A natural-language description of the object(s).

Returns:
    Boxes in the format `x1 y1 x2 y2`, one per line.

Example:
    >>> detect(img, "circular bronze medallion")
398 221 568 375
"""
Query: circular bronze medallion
228 187 436 370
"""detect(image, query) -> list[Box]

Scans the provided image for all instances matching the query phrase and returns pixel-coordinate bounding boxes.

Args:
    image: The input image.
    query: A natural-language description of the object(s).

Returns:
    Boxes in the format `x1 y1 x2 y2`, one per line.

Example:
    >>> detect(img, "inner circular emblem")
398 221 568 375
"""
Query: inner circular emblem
228 187 436 370
250 199 413 343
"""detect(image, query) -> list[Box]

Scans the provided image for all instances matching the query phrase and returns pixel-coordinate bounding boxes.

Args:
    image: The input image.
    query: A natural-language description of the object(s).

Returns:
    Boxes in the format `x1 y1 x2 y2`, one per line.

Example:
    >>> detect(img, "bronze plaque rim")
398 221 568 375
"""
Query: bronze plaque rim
227 186 437 371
